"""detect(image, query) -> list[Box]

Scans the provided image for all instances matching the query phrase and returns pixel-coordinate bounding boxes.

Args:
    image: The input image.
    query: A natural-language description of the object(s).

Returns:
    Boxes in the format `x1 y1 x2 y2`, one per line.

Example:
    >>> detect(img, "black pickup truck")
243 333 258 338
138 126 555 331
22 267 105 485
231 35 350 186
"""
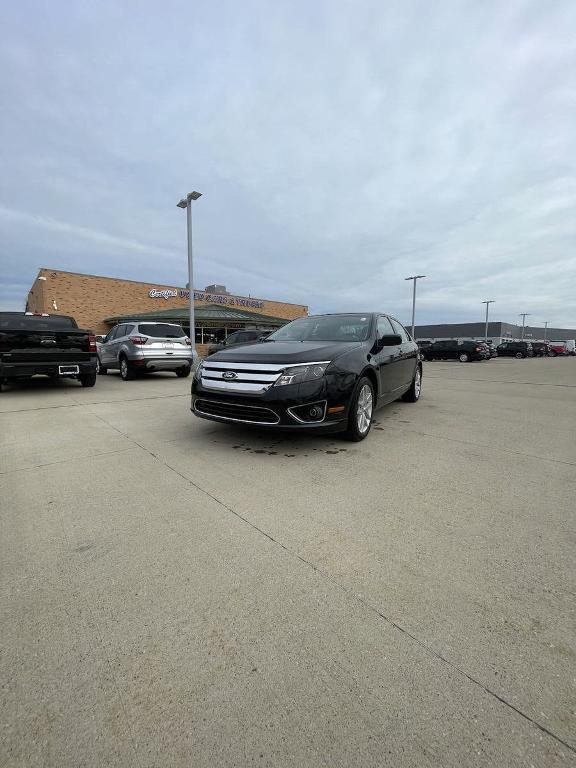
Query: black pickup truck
0 312 97 391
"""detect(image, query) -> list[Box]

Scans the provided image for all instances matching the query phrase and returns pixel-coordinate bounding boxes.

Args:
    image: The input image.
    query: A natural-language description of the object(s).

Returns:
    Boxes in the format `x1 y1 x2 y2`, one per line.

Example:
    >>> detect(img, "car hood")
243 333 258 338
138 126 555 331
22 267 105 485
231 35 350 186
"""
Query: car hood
207 340 364 365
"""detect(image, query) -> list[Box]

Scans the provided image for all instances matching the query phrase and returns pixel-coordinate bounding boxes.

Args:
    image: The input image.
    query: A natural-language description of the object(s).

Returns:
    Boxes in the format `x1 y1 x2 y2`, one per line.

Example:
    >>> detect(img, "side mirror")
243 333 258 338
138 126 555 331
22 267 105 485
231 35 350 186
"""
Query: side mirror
375 334 402 350
95 335 105 343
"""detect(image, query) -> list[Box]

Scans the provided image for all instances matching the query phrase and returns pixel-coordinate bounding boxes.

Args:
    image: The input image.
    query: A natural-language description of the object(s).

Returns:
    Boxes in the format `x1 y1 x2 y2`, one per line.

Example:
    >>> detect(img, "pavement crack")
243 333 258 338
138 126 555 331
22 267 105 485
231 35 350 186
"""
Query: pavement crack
0 445 136 475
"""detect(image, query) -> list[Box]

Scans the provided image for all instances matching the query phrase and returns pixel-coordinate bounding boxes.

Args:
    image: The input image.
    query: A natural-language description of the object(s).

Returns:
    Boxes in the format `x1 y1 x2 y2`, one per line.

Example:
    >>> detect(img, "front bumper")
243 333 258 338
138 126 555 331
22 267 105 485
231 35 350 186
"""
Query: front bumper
191 377 351 432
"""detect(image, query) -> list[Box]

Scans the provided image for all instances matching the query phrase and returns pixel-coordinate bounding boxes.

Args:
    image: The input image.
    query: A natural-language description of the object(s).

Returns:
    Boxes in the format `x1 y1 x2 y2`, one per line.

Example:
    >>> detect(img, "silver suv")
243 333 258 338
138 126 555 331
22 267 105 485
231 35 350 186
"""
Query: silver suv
97 322 197 380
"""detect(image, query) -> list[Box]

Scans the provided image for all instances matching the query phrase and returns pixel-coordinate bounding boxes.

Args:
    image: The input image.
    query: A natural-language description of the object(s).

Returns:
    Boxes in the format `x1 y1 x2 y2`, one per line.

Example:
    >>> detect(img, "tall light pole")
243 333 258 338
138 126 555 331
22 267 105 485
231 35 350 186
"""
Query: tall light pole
519 313 531 340
542 321 549 342
481 300 495 342
404 275 426 339
177 191 202 352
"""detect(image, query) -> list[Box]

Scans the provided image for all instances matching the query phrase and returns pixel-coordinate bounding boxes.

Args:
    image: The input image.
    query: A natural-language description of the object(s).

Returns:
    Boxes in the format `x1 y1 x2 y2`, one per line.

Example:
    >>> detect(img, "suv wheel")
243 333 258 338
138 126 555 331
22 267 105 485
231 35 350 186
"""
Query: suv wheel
176 366 191 378
119 355 135 381
402 364 422 403
515 352 524 359
344 377 374 441
458 352 470 363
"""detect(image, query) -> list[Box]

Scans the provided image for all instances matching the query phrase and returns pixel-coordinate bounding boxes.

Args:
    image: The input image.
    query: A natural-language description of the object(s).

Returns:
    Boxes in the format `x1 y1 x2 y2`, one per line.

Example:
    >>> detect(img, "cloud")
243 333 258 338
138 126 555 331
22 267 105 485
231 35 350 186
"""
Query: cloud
1 0 575 327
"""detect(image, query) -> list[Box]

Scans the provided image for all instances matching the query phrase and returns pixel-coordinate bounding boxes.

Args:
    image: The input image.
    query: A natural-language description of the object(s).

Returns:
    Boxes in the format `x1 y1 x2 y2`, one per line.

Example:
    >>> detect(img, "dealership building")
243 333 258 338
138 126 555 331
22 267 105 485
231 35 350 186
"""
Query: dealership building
414 321 576 345
26 269 308 356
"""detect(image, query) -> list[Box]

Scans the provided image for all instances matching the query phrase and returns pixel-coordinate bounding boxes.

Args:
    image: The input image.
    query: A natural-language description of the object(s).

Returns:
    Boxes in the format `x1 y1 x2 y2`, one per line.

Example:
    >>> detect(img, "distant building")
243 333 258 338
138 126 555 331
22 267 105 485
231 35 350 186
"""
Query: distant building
414 321 576 344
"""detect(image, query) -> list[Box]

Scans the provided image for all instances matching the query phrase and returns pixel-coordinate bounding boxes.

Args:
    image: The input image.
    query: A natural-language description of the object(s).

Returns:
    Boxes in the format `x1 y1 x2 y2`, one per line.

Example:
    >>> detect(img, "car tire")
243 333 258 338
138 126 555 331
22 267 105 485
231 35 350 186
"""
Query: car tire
402 364 422 403
96 356 107 375
549 350 556 357
515 352 524 359
344 377 374 442
176 366 191 378
119 355 135 381
79 372 97 388
458 352 470 363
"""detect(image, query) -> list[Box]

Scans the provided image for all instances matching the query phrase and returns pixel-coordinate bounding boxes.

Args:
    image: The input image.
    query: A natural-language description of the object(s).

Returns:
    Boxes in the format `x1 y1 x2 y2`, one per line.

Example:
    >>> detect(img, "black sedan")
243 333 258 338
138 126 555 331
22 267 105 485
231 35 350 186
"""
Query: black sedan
191 313 421 441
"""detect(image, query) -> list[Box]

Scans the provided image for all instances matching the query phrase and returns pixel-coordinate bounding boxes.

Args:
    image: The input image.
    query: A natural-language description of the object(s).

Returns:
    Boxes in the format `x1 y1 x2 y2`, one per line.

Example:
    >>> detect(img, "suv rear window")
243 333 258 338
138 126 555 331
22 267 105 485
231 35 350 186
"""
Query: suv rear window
0 313 78 330
138 324 185 338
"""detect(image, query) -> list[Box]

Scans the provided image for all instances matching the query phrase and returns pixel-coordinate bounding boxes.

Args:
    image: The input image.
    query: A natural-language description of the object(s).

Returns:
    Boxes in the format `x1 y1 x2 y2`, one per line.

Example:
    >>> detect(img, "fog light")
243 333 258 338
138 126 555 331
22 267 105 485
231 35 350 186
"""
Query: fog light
287 400 327 424
308 406 322 420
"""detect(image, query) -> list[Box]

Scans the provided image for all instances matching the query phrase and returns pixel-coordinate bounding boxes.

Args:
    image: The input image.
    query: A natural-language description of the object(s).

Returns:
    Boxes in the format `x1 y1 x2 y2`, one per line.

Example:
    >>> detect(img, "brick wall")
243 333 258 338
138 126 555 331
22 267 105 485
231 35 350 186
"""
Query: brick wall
26 269 308 334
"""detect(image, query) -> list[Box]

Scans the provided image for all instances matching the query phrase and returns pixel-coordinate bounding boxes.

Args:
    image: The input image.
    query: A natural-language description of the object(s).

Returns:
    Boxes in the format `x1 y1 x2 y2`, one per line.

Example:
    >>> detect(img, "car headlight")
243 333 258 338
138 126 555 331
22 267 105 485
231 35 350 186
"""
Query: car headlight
274 362 329 387
194 361 204 379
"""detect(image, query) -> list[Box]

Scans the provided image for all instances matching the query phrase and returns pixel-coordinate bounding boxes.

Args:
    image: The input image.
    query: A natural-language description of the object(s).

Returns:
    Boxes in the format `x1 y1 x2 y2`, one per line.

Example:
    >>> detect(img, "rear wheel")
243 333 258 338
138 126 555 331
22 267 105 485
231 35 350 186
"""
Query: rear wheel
515 352 524 359
176 366 191 378
344 377 374 442
549 350 557 357
402 364 422 403
119 356 135 381
79 372 97 388
459 352 470 363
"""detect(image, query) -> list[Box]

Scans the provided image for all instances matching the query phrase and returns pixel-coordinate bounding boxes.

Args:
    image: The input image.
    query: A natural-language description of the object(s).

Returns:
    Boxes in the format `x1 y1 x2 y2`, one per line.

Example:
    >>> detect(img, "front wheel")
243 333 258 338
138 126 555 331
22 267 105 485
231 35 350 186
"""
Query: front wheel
548 350 557 357
459 352 470 363
176 366 191 378
344 377 374 442
402 364 422 403
515 352 524 359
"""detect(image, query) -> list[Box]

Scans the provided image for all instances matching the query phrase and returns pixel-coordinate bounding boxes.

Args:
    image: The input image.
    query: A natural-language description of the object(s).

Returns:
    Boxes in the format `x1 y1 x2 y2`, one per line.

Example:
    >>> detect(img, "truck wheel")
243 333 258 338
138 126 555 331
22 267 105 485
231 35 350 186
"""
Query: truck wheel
458 352 470 363
176 366 191 378
96 356 107 375
344 377 374 442
402 364 422 403
119 356 135 381
79 372 97 388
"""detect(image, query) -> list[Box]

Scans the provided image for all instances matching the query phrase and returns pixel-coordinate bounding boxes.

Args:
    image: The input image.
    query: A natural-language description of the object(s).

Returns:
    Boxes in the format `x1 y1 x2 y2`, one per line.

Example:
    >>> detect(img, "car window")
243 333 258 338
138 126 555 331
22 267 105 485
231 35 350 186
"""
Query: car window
124 324 135 336
389 318 410 342
377 316 395 338
107 326 120 341
138 324 185 338
226 331 242 344
116 324 128 338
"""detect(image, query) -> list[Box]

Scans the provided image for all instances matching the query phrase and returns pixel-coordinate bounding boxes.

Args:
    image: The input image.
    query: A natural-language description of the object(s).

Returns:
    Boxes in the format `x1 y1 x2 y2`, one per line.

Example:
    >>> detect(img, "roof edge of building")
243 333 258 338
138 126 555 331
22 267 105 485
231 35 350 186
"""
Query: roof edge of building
37 268 306 308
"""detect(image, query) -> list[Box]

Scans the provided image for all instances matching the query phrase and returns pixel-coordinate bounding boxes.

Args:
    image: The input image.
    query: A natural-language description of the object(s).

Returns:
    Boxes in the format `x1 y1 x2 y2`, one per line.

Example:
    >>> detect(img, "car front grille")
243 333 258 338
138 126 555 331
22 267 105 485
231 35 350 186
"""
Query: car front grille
194 398 280 425
199 361 286 394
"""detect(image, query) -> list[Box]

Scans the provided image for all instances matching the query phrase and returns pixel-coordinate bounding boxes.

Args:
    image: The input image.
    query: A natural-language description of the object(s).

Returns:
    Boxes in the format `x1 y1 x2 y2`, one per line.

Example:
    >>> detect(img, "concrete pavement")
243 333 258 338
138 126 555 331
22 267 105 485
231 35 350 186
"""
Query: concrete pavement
1 359 575 767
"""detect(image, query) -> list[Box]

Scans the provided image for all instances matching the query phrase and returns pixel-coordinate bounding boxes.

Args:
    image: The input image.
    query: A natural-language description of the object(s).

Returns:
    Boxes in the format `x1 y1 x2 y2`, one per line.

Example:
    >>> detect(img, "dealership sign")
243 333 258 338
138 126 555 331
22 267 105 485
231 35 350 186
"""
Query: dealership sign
149 288 263 308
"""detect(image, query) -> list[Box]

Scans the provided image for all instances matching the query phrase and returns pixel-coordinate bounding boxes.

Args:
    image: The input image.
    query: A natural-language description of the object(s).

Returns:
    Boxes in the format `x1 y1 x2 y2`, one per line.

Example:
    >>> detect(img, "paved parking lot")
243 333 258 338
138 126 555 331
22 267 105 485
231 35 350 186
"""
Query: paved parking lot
1 358 575 767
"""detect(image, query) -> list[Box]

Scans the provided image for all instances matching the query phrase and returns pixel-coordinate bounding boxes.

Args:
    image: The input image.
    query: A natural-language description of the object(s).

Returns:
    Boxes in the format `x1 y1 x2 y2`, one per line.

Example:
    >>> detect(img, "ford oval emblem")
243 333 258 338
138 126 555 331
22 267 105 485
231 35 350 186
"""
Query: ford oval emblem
222 371 237 380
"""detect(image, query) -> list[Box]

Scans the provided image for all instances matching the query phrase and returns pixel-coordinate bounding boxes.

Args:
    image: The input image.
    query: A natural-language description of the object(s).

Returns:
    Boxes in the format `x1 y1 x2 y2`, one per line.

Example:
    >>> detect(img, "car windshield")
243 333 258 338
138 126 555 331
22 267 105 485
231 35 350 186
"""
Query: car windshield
268 315 371 342
138 324 185 338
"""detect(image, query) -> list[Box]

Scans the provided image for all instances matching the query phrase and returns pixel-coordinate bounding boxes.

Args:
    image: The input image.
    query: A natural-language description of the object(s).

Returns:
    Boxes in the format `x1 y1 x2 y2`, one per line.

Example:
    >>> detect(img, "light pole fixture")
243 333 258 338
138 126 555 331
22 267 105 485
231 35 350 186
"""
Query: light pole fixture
176 191 202 353
542 321 550 342
404 275 426 339
519 313 531 340
481 300 495 342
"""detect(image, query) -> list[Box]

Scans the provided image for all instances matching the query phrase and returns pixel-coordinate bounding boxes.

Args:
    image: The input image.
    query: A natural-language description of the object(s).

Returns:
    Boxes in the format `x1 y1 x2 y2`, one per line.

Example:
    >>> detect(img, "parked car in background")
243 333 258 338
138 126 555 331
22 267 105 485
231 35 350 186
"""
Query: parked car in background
421 339 486 363
548 341 575 356
193 312 422 442
417 340 433 360
475 341 491 360
530 342 550 357
206 328 271 356
0 312 97 390
496 341 533 358
485 341 498 357
97 322 196 380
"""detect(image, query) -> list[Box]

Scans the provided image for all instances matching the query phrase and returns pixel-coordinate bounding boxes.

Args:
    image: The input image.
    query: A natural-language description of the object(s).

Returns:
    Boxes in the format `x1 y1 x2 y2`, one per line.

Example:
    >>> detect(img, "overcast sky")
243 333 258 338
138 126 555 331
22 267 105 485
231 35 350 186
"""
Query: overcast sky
1 0 575 327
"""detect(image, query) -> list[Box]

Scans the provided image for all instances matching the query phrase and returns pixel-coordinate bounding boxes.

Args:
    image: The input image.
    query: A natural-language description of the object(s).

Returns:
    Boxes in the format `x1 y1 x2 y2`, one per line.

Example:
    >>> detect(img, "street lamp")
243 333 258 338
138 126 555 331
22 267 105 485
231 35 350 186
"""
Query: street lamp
176 191 202 352
542 321 550 342
519 313 531 340
404 275 426 339
481 300 495 343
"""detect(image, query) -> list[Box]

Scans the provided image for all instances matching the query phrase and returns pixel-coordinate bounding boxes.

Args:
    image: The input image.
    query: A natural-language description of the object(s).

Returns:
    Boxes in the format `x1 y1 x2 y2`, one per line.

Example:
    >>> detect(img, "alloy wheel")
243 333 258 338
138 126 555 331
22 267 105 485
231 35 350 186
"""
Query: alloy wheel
356 384 373 434
414 367 421 399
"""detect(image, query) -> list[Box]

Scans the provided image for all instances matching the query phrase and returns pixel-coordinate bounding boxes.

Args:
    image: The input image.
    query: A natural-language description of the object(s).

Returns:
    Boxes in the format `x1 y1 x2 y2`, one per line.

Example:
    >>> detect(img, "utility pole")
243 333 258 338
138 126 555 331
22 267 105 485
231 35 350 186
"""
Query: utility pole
404 275 426 339
519 313 531 340
542 321 549 342
481 300 495 342
176 191 203 352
